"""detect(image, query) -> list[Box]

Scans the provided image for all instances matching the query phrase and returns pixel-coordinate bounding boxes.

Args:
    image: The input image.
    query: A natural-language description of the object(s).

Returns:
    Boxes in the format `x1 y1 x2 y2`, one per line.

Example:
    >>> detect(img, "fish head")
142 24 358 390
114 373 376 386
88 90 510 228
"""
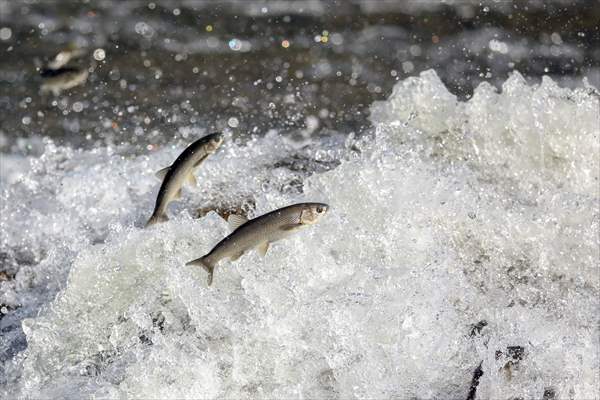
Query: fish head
299 203 329 225
205 132 224 153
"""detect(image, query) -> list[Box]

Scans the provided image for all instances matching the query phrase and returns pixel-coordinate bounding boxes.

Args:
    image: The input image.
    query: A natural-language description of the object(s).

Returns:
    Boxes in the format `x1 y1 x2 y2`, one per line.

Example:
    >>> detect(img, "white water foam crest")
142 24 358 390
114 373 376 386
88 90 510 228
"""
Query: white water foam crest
1 70 598 399
371 70 599 197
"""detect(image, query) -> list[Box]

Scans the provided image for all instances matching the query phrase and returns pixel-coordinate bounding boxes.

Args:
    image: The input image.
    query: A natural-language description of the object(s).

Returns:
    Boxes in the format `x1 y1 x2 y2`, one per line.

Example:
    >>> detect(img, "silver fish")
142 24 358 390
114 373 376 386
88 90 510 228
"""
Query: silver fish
186 202 329 285
146 133 224 226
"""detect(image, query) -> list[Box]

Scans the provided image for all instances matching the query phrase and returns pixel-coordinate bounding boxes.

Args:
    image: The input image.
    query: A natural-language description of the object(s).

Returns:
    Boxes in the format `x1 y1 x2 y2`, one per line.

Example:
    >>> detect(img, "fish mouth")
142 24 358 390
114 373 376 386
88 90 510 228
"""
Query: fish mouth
206 132 224 151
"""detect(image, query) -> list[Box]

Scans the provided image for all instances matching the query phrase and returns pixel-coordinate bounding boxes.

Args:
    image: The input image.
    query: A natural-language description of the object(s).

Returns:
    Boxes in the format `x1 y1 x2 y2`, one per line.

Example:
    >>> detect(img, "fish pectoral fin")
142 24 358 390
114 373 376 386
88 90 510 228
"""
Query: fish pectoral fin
257 242 269 257
230 251 244 261
186 173 197 187
155 166 170 180
174 188 183 199
280 223 302 231
227 214 248 231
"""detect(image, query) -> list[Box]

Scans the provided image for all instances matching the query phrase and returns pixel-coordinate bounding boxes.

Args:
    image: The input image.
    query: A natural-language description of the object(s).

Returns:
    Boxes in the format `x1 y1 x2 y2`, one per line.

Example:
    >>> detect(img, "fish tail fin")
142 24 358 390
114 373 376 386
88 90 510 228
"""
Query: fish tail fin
145 213 169 227
186 256 215 286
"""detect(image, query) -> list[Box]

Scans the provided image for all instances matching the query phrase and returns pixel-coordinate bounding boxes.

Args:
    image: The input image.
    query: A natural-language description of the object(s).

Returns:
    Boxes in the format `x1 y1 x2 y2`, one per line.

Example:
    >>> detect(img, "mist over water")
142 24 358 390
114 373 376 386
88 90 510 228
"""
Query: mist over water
1 1 599 399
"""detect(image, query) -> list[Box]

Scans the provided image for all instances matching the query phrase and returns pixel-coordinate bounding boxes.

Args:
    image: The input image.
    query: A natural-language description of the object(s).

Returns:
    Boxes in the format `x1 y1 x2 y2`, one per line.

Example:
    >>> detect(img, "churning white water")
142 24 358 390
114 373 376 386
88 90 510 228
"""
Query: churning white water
1 70 598 399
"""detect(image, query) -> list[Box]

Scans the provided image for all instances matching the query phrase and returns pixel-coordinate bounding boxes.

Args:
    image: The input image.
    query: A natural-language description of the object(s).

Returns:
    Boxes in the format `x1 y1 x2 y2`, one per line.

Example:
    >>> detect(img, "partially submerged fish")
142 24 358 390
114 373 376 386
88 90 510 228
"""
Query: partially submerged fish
186 202 329 285
40 67 89 96
146 133 224 226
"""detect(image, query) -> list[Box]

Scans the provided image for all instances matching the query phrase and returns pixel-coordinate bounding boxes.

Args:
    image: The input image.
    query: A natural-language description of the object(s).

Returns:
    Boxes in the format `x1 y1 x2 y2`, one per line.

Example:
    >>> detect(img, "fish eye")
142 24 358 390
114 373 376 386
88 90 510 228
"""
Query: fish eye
316 206 324 213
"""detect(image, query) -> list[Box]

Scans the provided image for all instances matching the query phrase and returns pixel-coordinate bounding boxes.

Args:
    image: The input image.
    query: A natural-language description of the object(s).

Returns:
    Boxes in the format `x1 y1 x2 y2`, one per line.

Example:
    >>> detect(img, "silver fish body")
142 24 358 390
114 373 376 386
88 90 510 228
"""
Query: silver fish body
146 133 224 226
186 202 329 285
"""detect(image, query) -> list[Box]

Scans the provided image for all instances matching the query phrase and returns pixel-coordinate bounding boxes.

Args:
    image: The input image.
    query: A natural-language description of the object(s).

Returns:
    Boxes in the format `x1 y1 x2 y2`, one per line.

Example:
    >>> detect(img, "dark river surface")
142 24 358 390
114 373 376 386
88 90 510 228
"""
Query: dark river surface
0 0 598 152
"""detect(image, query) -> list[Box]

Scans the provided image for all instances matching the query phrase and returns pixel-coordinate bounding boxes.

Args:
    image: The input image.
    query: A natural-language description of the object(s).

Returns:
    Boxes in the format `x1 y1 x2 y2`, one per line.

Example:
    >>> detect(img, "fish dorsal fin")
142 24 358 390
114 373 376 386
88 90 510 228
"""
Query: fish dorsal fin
186 173 197 187
257 242 269 257
155 166 170 180
227 214 248 231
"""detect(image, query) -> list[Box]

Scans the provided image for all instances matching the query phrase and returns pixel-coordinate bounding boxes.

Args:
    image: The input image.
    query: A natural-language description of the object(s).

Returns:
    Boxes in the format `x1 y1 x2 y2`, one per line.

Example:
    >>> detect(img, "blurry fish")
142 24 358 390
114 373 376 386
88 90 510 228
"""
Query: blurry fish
40 67 89 96
146 133 224 226
186 202 329 285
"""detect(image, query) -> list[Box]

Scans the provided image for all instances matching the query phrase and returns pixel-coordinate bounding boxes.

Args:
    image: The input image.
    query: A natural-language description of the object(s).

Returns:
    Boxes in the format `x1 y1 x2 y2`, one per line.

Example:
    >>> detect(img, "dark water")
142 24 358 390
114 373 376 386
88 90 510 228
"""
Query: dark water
0 0 598 151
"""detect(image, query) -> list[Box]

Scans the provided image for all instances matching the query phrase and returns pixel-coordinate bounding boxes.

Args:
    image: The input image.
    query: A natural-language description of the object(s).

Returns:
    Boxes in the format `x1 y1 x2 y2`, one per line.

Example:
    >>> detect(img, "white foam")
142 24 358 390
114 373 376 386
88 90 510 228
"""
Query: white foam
371 70 599 196
1 71 598 399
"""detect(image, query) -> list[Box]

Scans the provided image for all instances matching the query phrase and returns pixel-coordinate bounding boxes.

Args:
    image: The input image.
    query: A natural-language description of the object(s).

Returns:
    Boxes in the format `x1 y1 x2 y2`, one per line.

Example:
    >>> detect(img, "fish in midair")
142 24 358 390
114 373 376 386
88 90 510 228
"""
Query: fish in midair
146 133 224 226
186 202 329 285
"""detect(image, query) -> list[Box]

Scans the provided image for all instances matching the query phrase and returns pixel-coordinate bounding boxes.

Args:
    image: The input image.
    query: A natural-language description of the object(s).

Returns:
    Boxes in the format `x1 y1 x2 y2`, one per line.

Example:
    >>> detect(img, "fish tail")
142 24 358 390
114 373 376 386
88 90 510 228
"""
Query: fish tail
145 213 169 227
186 256 215 286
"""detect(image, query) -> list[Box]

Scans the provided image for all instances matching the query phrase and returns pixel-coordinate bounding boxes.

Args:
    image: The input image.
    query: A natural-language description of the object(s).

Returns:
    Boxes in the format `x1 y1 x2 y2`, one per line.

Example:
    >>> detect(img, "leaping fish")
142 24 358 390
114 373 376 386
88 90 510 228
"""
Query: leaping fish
146 133 224 226
186 202 329 285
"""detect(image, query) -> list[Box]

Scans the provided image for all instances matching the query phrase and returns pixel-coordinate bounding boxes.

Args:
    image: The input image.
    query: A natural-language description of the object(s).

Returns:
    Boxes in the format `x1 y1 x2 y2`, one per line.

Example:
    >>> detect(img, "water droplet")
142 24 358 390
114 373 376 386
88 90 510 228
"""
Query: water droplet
72 102 84 112
229 39 242 51
93 48 105 61
402 61 414 73
228 117 239 128
330 33 343 45
0 27 12 41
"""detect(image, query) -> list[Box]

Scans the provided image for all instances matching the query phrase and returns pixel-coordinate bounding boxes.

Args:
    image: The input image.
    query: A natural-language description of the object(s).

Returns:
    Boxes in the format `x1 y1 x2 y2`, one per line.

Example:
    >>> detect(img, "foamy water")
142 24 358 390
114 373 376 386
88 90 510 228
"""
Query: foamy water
1 70 598 399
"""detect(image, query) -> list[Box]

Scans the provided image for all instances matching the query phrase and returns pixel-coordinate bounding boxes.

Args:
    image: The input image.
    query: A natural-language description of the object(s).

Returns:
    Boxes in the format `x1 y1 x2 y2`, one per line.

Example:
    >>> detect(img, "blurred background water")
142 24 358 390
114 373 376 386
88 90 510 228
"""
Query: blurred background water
1 0 598 151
